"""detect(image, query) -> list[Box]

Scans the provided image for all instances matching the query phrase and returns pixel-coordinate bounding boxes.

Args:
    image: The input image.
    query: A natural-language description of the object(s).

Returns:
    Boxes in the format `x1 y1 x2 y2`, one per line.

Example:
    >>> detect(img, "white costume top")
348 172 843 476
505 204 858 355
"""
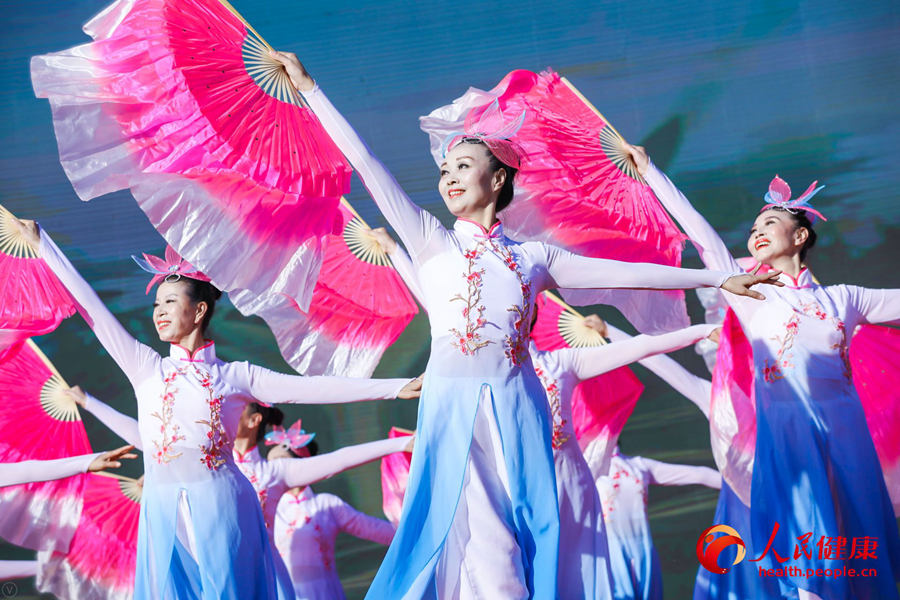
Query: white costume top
274 487 394 600
0 454 99 488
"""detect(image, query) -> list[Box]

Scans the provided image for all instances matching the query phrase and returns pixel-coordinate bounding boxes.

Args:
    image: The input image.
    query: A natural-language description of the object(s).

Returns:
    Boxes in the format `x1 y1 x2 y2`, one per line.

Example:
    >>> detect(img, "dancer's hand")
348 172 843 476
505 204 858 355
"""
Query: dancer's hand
368 227 397 254
582 314 608 338
398 375 424 399
63 385 88 408
269 50 315 92
719 264 783 300
12 217 40 253
88 445 138 472
623 143 650 177
707 327 722 344
403 433 416 453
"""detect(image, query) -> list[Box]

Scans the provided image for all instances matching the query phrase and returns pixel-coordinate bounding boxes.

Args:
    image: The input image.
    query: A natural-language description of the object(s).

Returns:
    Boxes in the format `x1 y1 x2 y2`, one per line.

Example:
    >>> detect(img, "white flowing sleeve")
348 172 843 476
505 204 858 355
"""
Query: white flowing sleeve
0 560 38 581
565 324 717 381
0 454 100 488
642 457 722 489
542 244 731 291
606 325 712 417
83 393 143 451
38 231 157 385
845 286 900 326
302 85 445 262
328 495 396 545
240 363 412 405
387 244 426 306
643 162 742 274
272 436 409 489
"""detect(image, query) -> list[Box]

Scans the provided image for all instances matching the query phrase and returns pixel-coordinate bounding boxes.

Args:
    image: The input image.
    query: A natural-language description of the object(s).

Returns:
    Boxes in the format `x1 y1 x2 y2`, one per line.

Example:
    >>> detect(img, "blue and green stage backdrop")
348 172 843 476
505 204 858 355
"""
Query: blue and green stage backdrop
2 0 898 597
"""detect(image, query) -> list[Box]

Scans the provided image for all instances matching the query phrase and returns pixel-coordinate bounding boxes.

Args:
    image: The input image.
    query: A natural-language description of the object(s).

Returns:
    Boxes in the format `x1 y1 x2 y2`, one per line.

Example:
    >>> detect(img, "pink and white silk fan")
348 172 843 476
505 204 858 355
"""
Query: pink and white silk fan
256 199 419 376
0 204 76 359
31 0 352 314
37 473 142 600
0 340 91 552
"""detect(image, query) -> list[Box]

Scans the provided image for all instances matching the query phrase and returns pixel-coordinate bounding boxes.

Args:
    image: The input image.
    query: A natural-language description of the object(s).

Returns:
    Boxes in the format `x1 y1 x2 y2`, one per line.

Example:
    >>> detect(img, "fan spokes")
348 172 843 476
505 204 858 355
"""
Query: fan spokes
0 204 37 259
344 217 390 267
118 477 143 503
40 374 80 422
241 34 305 107
558 309 606 348
598 126 644 183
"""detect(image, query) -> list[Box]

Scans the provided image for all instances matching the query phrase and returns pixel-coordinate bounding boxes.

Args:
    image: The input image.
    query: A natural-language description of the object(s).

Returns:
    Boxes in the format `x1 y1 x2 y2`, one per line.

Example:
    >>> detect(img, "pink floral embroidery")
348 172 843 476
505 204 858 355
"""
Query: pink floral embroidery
450 245 491 355
485 239 534 367
150 371 185 464
766 301 850 384
534 365 569 449
193 366 228 470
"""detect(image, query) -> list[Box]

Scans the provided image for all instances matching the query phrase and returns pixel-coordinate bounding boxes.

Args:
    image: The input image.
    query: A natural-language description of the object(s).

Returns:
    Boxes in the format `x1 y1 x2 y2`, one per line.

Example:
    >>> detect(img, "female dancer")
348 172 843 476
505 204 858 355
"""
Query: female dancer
13 221 421 600
271 437 397 600
269 51 778 598
625 144 900 599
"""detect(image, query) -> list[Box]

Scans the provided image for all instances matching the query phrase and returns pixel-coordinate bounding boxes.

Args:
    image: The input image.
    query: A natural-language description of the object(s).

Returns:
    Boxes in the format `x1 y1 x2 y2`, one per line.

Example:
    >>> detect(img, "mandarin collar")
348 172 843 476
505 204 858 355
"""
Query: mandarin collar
453 218 504 240
169 340 217 363
234 446 261 464
777 267 815 289
289 486 315 503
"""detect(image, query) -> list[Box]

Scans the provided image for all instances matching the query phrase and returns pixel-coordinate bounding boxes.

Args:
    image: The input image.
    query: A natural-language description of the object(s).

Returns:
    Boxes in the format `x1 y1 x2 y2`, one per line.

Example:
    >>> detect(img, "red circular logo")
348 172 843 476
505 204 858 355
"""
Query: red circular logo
696 525 747 574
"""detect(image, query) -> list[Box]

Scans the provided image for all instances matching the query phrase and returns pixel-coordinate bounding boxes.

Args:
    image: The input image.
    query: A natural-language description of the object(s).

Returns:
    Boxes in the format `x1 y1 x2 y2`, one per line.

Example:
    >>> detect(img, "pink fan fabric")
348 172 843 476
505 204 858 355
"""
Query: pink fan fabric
380 427 413 527
708 309 757 506
254 202 418 376
531 293 644 457
420 70 689 333
850 324 900 512
0 342 92 552
37 473 140 600
0 243 77 349
30 0 352 312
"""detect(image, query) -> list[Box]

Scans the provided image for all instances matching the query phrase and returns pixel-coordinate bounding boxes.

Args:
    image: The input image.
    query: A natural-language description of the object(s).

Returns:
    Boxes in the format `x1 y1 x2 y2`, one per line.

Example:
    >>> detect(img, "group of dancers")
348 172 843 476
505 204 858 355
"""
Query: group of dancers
2 2 899 598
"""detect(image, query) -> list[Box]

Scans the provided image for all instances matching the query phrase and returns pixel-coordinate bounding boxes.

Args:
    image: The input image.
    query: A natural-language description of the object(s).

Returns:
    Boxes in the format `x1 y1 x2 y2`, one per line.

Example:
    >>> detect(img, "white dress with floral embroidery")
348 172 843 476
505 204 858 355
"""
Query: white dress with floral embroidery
274 487 394 600
301 85 734 599
37 232 412 600
644 163 900 599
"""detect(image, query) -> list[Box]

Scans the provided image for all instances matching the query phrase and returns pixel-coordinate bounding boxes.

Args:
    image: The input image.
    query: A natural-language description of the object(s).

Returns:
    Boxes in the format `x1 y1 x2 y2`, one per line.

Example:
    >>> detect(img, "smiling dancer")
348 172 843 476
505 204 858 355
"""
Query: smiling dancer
267 52 780 599
13 221 421 600
625 144 900 600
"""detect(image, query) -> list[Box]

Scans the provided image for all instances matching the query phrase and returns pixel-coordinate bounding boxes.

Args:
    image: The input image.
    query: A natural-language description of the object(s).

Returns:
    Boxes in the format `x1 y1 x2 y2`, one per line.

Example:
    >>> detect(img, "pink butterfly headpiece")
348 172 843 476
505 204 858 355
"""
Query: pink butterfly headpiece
132 246 212 294
439 99 526 169
264 420 315 451
761 175 827 222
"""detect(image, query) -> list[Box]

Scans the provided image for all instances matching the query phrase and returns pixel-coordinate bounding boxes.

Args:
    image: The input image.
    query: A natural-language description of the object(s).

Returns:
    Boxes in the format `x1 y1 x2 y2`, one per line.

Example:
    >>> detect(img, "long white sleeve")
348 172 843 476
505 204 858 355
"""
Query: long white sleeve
242 364 412 405
542 243 731 291
38 231 157 386
330 496 395 545
606 325 712 417
846 286 900 326
387 244 426 306
643 162 741 274
0 454 100 487
83 393 143 451
565 324 717 382
303 86 445 262
272 436 409 489
0 560 38 581
642 457 722 490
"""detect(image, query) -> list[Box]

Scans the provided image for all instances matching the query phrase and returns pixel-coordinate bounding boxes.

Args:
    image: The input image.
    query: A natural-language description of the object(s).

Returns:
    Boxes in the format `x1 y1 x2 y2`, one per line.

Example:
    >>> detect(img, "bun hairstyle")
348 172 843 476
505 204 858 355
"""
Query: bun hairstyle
767 206 818 262
248 402 285 443
179 277 223 334
458 138 518 212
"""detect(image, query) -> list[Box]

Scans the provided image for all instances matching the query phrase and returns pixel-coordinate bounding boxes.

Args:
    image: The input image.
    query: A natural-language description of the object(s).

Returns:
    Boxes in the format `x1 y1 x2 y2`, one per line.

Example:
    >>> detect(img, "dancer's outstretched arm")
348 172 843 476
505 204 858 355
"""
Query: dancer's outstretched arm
625 145 740 275
642 457 722 490
846 286 900 327
329 495 396 545
273 435 412 489
0 447 136 488
564 324 717 382
66 386 143 451
0 560 38 581
270 52 443 263
368 228 425 305
606 325 712 417
241 366 421 406
18 223 158 386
